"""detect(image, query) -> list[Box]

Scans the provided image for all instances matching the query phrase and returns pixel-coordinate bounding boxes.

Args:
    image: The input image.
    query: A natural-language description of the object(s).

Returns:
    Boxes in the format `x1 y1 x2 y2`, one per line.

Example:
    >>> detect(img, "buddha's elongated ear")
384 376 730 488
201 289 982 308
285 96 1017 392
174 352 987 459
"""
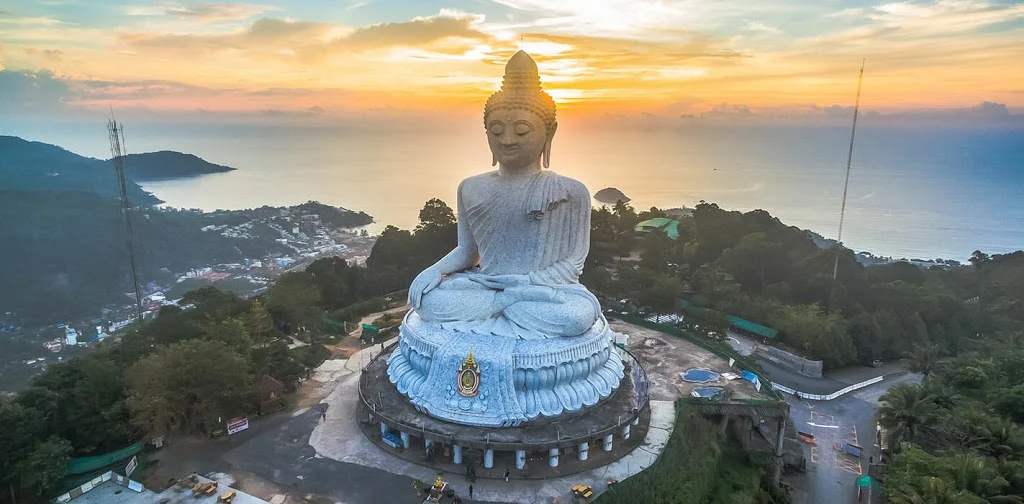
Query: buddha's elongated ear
543 121 558 169
492 152 498 167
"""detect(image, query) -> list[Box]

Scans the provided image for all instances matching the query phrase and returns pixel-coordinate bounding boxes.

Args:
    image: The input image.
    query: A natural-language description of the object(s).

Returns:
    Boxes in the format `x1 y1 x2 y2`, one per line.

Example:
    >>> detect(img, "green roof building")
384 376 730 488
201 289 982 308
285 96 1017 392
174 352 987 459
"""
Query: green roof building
634 217 681 240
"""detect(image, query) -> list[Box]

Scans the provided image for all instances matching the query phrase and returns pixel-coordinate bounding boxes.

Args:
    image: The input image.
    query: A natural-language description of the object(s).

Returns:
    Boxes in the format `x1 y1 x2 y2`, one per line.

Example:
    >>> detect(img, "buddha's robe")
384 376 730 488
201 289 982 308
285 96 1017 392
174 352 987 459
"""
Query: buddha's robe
417 170 599 338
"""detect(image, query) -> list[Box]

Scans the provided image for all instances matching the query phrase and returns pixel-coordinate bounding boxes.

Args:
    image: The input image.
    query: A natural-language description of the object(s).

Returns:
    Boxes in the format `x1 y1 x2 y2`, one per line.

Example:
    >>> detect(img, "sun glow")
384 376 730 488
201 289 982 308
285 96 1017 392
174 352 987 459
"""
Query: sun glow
0 1 1021 120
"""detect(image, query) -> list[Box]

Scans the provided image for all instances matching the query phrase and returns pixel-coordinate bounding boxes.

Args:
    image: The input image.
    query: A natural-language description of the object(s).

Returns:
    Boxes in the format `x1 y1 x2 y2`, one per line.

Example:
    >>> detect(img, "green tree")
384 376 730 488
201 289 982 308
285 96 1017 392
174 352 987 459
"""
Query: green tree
638 277 681 322
0 399 42 491
718 232 785 297
243 299 277 342
17 436 72 496
773 303 855 369
907 343 943 383
251 340 305 389
181 286 248 320
126 340 254 436
970 250 991 269
264 272 322 333
879 384 938 452
201 318 253 355
691 264 741 305
890 476 978 504
995 385 1024 424
415 198 456 231
366 225 415 271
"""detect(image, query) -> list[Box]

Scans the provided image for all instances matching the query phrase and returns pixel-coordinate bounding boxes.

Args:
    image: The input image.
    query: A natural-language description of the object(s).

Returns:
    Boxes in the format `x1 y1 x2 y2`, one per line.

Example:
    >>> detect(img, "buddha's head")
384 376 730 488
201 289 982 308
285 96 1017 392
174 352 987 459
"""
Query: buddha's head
484 51 558 171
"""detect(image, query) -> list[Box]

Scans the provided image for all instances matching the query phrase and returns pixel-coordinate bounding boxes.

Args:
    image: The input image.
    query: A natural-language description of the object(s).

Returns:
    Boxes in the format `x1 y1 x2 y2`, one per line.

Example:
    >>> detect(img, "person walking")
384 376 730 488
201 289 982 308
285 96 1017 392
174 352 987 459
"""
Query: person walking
503 469 510 482
469 485 473 498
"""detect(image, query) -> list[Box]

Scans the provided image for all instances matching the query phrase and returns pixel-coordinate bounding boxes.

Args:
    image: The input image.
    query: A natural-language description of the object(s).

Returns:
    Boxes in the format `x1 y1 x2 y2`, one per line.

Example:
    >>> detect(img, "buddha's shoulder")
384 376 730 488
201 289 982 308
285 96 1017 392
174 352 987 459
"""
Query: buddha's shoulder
458 171 499 194
549 172 590 198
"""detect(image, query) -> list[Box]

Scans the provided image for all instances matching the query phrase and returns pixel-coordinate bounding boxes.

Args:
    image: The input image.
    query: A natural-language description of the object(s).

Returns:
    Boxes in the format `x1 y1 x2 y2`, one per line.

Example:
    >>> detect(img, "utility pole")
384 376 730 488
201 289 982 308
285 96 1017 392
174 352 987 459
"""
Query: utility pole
832 60 866 285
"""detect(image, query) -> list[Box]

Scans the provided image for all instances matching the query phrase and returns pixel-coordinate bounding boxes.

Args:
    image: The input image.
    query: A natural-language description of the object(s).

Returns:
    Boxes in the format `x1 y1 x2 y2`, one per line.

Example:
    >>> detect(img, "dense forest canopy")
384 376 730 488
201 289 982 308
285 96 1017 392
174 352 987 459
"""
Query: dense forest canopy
584 201 1022 369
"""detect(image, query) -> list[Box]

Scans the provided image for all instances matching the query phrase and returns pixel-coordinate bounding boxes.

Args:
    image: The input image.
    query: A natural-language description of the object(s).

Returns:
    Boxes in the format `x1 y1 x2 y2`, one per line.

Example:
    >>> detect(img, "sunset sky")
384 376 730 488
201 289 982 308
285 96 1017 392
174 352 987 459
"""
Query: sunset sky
2 0 1023 123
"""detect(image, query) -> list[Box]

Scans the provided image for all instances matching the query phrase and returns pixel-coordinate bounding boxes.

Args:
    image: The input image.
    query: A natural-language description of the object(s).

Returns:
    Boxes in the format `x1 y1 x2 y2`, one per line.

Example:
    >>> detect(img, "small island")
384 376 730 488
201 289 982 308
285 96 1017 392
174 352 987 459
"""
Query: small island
594 186 631 204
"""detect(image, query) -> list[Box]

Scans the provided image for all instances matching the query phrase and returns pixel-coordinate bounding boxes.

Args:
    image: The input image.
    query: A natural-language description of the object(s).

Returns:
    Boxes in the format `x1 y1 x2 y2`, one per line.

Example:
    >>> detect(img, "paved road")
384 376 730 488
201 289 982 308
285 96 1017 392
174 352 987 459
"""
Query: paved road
154 408 497 504
785 372 921 504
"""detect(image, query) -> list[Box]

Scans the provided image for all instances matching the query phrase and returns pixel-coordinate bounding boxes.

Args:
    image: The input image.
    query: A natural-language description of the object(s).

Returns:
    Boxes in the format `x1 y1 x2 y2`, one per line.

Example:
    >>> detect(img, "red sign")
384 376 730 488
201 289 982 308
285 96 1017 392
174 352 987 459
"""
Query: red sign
226 417 249 435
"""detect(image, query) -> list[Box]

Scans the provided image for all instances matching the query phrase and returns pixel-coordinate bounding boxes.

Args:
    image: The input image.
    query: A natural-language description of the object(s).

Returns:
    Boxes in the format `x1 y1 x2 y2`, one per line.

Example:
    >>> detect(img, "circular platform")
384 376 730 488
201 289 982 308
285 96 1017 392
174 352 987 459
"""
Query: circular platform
386 311 626 427
359 344 650 476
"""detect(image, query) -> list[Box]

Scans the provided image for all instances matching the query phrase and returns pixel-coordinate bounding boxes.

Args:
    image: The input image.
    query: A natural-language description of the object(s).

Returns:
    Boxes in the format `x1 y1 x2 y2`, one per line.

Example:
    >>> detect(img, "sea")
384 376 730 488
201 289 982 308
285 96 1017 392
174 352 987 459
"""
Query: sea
8 119 1023 262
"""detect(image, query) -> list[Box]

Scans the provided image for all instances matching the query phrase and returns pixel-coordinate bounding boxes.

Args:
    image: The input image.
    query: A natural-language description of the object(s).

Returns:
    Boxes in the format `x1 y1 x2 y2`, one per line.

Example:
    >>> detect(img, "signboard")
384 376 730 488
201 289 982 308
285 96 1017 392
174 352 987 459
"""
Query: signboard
124 455 138 477
226 417 249 435
856 475 872 488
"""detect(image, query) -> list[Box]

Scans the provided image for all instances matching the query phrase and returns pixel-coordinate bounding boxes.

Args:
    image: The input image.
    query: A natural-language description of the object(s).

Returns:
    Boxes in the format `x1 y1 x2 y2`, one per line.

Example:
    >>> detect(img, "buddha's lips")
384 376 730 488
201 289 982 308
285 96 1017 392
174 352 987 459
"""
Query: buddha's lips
501 146 519 155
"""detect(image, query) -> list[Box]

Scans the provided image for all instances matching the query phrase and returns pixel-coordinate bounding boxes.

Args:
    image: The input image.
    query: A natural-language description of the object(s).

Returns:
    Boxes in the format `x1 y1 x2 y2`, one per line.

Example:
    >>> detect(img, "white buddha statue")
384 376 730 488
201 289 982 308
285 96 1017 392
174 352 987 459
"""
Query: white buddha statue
408 50 599 339
388 51 623 426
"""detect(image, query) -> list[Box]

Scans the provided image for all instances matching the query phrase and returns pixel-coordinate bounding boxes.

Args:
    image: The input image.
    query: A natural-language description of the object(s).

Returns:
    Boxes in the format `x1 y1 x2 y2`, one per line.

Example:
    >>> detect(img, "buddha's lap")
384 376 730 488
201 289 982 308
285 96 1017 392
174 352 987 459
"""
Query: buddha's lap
418 281 597 331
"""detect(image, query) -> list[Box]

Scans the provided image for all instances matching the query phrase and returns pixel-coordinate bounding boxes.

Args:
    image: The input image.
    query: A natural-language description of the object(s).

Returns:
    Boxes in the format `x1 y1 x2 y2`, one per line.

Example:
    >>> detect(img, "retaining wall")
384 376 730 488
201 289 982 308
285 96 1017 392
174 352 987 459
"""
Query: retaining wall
754 345 823 378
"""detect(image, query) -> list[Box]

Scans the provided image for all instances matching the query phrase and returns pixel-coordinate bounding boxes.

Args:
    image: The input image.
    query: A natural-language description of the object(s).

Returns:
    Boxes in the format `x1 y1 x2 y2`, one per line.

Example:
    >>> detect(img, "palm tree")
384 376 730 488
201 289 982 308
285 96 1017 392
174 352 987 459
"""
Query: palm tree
889 477 979 504
982 418 1024 463
879 384 938 452
948 453 1023 502
907 343 943 383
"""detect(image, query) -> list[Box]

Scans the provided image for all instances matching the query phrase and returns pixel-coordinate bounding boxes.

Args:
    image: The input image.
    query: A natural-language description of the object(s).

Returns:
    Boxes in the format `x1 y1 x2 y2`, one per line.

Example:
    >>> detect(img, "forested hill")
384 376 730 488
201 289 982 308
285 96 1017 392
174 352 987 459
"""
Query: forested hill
120 151 235 180
0 136 235 204
0 190 371 323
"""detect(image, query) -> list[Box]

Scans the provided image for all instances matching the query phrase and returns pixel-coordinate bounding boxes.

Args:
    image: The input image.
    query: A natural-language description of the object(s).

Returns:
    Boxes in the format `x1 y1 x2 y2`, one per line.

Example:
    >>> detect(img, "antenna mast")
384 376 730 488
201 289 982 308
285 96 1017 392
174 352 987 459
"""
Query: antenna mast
832 60 865 284
107 111 144 322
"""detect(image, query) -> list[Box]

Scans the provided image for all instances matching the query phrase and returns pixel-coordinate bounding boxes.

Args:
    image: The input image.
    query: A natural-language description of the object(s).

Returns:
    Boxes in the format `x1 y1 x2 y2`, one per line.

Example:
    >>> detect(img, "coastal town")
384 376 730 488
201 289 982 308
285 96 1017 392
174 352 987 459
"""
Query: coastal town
0 203 377 394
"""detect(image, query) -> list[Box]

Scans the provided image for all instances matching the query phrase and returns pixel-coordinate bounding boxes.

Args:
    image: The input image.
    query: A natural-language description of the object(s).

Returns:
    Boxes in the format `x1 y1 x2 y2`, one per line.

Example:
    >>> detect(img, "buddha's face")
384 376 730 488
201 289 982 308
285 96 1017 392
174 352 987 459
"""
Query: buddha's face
485 108 553 171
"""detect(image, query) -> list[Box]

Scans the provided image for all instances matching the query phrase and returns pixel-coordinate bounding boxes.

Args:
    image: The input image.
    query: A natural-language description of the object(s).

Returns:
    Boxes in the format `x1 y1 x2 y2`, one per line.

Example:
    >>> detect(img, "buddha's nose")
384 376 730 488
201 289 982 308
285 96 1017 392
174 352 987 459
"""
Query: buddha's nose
499 131 517 145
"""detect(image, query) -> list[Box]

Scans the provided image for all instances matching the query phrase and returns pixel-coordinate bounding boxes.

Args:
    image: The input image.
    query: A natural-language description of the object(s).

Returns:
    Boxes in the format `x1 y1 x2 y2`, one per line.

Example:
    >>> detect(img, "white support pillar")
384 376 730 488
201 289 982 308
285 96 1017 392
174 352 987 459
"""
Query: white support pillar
515 450 526 470
424 438 433 455
549 448 560 467
484 448 494 469
603 434 614 452
400 431 410 449
622 424 631 440
578 442 589 461
453 444 463 464
380 422 387 436
368 413 374 423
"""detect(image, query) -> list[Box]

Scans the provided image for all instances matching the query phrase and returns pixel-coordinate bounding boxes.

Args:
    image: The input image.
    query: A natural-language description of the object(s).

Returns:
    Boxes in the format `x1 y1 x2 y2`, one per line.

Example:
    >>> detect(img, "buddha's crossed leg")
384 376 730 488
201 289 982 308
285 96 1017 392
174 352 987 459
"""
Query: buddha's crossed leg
418 278 598 337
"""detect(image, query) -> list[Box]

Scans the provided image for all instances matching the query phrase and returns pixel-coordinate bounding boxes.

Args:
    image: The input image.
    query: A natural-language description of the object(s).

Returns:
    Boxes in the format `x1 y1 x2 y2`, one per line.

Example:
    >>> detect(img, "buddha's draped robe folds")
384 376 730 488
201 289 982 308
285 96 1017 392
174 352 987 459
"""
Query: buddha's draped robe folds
418 170 599 338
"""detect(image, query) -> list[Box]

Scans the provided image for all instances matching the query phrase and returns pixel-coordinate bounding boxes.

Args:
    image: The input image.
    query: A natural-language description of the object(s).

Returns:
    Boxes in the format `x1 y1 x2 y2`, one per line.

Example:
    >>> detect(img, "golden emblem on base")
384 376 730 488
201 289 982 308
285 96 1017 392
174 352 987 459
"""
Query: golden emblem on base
457 349 481 397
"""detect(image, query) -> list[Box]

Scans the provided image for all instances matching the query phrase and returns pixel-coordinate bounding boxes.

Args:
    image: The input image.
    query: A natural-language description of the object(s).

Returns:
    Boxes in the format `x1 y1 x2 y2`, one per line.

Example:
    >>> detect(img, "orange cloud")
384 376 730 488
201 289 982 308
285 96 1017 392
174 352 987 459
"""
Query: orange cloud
0 1 1021 118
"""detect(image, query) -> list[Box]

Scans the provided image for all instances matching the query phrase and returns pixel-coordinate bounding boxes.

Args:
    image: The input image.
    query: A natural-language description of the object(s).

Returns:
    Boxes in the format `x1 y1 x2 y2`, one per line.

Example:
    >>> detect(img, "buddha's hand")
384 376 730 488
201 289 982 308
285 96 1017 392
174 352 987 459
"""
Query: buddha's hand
409 267 443 309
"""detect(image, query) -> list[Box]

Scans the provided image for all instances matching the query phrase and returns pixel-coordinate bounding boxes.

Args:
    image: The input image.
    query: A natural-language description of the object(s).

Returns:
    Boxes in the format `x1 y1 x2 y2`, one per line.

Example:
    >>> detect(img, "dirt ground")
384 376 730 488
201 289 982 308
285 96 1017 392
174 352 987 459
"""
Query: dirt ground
609 319 763 401
290 305 410 410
